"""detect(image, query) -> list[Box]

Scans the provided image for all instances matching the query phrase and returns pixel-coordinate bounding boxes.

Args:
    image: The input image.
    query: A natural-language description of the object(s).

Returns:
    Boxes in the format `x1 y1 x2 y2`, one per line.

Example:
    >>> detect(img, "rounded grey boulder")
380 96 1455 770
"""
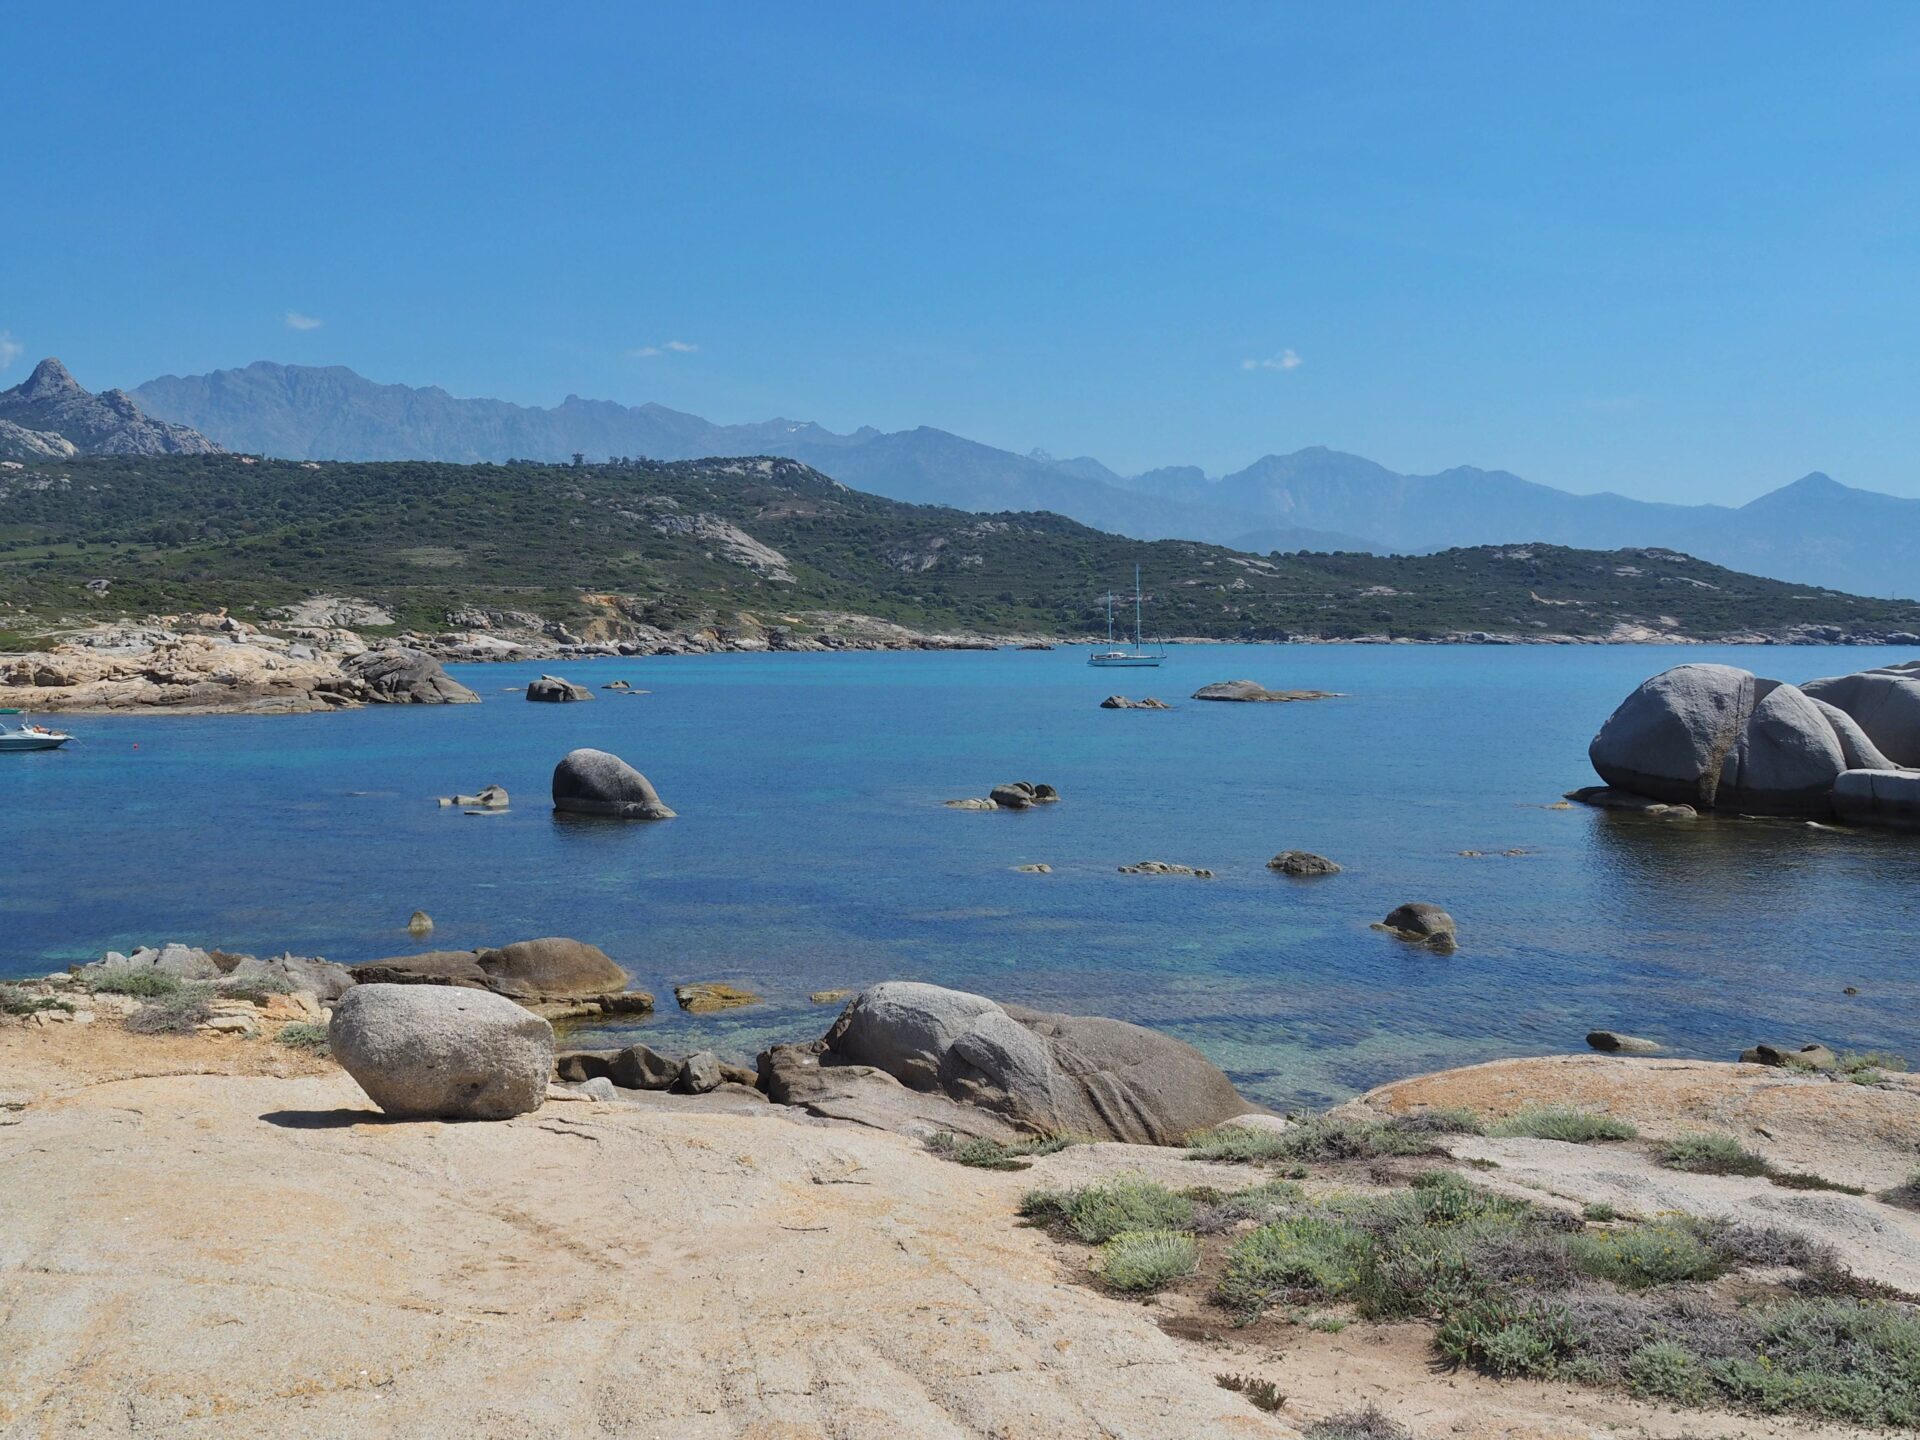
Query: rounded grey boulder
551 748 676 819
823 981 1253 1145
1588 663 1891 816
328 983 554 1120
527 675 593 702
1375 903 1457 948
1801 664 1920 768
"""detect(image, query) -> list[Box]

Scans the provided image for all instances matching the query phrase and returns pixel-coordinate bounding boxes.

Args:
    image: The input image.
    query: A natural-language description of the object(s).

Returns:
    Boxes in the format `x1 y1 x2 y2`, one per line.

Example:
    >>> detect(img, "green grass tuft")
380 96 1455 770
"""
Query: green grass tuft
1489 1107 1638 1143
274 1021 330 1052
85 968 182 997
1097 1229 1200 1292
1655 1131 1769 1176
927 1132 1071 1170
1020 1179 1195 1244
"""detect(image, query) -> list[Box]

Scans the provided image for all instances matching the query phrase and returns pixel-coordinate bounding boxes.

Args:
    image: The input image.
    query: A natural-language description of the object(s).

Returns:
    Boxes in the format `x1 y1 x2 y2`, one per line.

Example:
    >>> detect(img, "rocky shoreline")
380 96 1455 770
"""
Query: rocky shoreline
6 951 1917 1439
4 600 1916 715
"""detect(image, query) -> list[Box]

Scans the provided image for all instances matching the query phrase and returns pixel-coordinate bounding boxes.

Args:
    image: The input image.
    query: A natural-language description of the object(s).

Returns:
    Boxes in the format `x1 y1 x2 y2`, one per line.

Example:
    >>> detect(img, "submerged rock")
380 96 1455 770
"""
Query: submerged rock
988 781 1059 809
1266 850 1341 876
526 675 593 702
328 983 553 1120
552 748 676 820
674 981 760 1014
1564 786 1699 819
1373 903 1457 949
944 797 998 811
1587 1030 1662 1054
819 981 1254 1145
1100 695 1169 710
1117 860 1212 877
1191 680 1337 703
438 784 508 809
408 910 434 936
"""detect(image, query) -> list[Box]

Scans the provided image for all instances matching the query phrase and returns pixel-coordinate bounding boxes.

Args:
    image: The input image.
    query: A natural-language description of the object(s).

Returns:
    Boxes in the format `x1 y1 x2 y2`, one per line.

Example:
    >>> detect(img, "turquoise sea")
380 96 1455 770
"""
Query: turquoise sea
7 644 1918 1108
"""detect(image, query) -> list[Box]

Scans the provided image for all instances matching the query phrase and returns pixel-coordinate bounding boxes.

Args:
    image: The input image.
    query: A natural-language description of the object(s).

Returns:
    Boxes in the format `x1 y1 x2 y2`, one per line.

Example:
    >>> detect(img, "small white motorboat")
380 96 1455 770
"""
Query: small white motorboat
0 709 73 752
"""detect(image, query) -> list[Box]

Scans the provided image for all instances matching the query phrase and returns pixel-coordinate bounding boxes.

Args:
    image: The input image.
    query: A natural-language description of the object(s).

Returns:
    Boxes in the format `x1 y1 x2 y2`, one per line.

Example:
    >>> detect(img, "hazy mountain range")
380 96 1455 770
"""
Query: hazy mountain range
96 359 1920 600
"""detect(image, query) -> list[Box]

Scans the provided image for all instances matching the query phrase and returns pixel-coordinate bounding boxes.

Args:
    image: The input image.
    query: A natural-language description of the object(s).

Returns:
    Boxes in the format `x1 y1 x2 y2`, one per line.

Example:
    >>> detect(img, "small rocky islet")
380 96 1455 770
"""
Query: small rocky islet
1571 658 1920 828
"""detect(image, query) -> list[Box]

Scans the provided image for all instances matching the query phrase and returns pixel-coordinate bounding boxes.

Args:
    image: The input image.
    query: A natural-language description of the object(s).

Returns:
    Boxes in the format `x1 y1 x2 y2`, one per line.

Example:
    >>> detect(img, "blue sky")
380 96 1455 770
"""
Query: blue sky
5 2 1920 502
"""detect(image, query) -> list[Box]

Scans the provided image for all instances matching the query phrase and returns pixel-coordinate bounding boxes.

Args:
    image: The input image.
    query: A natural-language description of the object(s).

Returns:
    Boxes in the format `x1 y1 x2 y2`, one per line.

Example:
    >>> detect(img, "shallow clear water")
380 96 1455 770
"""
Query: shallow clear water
7 644 1918 1107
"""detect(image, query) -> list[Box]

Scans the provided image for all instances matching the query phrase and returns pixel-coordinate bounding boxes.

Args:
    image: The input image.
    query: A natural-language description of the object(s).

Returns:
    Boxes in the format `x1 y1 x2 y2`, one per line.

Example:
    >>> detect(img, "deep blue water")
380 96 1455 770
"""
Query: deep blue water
7 644 1919 1108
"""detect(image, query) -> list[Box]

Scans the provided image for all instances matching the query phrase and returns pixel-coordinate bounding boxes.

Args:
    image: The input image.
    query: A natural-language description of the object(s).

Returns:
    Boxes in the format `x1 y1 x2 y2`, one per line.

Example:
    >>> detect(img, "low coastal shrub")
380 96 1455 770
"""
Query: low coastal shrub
275 1021 330 1052
1569 1220 1721 1288
1303 1405 1413 1440
1581 1202 1620 1221
217 975 296 1003
85 968 181 998
0 985 72 1016
1768 1170 1866 1195
122 985 214 1035
1215 1372 1285 1412
1189 1178 1304 1232
1019 1179 1195 1244
1191 1110 1480 1167
927 1132 1071 1170
1835 1050 1907 1086
1219 1214 1372 1313
1655 1132 1769 1176
1434 1291 1580 1378
1489 1107 1638 1143
1187 1124 1296 1163
1624 1338 1712 1404
1097 1229 1200 1292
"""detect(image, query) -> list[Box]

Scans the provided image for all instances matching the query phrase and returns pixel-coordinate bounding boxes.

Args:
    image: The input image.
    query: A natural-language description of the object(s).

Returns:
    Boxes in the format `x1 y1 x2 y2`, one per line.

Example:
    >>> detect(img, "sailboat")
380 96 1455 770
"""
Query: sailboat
1088 565 1166 667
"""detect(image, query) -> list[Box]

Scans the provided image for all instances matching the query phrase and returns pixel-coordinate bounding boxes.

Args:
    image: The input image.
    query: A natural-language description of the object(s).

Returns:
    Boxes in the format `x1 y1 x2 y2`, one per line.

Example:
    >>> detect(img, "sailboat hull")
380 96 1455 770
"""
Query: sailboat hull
1087 654 1163 668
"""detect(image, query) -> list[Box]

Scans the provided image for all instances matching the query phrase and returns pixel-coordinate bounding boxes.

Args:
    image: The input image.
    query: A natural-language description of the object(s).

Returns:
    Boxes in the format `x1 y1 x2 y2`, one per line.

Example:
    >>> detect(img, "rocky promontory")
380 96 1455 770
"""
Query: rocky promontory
0 614 478 713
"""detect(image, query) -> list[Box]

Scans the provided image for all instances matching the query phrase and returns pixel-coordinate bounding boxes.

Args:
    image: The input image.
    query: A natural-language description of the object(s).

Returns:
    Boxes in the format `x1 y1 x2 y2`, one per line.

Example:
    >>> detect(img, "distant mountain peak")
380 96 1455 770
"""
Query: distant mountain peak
15 356 83 401
1 357 221 457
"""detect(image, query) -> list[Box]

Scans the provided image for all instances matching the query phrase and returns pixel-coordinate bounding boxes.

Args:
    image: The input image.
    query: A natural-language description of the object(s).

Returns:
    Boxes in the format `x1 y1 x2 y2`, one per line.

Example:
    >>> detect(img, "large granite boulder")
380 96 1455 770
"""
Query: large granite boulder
344 648 479 705
329 983 552 1120
1191 680 1335 703
1802 663 1920 768
820 982 1253 1145
1832 769 1920 830
527 675 593 703
552 748 676 819
1588 663 1895 816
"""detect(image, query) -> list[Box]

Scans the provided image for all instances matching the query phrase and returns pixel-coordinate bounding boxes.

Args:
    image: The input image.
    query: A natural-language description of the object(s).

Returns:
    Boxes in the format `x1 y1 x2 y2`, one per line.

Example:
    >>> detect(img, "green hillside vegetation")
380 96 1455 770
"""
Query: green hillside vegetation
1 454 1916 645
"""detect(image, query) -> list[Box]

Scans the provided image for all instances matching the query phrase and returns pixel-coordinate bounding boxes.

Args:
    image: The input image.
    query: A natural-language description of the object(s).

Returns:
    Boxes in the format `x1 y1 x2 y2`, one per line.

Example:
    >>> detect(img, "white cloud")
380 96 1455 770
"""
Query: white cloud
284 311 324 331
0 331 21 370
629 340 699 357
1241 348 1303 372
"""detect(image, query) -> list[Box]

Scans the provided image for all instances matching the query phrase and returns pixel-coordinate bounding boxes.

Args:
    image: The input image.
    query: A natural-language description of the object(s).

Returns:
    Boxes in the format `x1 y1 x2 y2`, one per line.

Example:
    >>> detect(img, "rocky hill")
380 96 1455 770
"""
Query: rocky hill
1 358 220 459
133 360 1920 597
2 452 1916 650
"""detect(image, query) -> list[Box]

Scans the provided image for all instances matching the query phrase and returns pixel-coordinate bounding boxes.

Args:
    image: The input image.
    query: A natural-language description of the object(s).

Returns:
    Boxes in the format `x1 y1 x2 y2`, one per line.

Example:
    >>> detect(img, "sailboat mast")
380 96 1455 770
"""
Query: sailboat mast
1134 564 1143 646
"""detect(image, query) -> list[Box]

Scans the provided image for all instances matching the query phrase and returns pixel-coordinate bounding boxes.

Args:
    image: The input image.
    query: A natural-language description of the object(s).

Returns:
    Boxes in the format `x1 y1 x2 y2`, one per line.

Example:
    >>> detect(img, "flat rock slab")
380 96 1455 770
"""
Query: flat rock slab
0 1067 1289 1438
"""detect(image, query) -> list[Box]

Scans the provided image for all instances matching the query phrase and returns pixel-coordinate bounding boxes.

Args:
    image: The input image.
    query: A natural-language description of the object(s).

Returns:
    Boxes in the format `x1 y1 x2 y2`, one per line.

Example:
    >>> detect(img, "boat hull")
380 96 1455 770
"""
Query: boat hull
0 734 70 752
1087 655 1163 668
